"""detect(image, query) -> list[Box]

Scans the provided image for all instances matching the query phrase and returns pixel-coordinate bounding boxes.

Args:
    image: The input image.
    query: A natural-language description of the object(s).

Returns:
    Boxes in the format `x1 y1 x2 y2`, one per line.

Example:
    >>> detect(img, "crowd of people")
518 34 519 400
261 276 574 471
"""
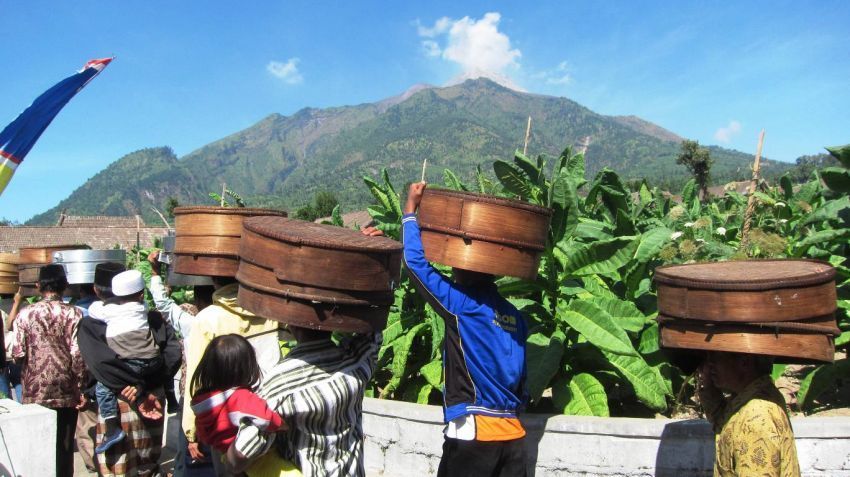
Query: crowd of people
0 183 801 477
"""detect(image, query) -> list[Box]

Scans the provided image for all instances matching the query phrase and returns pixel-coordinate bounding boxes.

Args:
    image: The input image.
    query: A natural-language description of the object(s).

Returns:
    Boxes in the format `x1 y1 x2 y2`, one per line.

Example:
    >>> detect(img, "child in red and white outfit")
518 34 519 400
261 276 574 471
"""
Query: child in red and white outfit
190 334 285 453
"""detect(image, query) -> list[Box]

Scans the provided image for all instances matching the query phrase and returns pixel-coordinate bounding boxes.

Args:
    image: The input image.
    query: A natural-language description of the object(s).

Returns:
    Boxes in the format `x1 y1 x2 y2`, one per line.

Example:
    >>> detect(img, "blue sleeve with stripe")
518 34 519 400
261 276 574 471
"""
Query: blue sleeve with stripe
401 214 467 315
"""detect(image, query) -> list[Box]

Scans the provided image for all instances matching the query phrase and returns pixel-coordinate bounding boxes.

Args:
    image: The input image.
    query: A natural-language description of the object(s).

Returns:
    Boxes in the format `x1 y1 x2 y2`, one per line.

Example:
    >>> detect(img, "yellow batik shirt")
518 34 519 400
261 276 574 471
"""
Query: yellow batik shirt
713 376 800 477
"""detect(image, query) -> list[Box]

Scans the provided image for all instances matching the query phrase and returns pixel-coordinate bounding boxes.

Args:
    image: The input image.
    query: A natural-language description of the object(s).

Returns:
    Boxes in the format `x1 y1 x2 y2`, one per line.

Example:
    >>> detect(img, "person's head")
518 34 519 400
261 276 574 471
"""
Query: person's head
703 351 773 393
193 285 215 311
94 262 126 299
451 268 495 287
78 284 95 298
211 276 236 289
111 270 146 304
288 324 332 344
37 264 68 296
190 334 262 397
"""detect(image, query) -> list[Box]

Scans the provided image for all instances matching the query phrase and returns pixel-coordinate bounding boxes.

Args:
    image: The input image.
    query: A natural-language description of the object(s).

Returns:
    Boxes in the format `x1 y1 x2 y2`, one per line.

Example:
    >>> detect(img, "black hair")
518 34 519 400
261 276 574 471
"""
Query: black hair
211 276 237 287
79 284 95 297
193 285 215 310
38 264 68 294
190 334 262 397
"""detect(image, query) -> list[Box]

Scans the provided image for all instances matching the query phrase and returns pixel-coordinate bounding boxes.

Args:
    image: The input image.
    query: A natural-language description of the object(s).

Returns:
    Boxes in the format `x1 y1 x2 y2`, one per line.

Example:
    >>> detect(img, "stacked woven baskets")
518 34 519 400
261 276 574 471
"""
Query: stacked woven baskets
17 245 90 296
236 217 402 332
0 253 20 294
656 259 839 363
173 206 286 277
417 188 552 280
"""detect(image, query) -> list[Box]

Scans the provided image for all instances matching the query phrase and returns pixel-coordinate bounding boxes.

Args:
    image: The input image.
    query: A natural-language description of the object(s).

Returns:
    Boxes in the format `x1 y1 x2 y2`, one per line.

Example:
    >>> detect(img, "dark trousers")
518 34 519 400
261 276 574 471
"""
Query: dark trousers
437 436 528 477
55 407 79 477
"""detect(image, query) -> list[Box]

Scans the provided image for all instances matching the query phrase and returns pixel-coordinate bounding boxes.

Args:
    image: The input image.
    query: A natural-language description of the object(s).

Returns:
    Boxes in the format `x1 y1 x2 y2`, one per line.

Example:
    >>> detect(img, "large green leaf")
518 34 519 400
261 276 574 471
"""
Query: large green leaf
419 359 443 388
558 300 637 356
801 196 850 226
587 169 631 219
493 160 533 199
549 170 580 242
381 322 428 397
557 236 638 277
797 358 850 411
820 167 850 193
602 350 668 411
573 218 615 241
794 228 850 253
553 373 610 416
633 227 672 263
513 151 542 186
587 296 647 333
443 169 468 191
525 330 566 402
826 143 850 168
566 152 587 188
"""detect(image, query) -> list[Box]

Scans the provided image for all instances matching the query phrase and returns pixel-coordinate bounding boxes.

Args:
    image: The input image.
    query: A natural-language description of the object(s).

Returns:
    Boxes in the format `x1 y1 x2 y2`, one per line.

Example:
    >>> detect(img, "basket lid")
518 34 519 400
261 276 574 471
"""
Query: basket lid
424 188 553 216
173 206 287 217
243 217 402 253
654 259 836 291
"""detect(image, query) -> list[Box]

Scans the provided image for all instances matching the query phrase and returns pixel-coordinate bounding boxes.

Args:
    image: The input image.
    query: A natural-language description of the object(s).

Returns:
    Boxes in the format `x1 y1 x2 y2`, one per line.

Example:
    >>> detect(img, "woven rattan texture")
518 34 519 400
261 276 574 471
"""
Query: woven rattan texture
654 259 835 290
243 217 402 252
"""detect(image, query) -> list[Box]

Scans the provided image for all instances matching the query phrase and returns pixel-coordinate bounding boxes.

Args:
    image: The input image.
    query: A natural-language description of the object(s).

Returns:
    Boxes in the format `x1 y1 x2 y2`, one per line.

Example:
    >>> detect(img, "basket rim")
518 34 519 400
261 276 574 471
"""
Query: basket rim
173 206 287 217
242 217 402 253
423 188 553 216
654 259 836 290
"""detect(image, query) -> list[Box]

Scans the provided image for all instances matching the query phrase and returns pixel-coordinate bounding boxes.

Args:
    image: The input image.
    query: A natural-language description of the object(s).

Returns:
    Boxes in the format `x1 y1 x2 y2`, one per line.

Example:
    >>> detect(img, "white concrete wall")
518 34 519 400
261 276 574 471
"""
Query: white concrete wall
362 397 850 477
0 398 56 477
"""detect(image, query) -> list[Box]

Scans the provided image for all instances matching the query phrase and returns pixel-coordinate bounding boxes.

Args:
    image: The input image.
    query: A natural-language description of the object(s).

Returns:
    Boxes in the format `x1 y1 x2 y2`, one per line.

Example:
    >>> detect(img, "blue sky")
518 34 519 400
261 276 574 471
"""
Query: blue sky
2 1 848 222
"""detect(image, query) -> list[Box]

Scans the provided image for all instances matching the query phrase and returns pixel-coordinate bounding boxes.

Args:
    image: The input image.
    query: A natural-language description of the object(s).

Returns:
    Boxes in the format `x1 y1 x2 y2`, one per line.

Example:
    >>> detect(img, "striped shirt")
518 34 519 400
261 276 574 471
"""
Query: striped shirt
234 332 381 477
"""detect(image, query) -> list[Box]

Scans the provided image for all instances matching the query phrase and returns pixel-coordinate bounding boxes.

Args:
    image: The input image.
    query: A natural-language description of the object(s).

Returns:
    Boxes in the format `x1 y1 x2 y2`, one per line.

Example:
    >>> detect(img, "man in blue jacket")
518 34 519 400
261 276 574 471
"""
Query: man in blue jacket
401 182 529 477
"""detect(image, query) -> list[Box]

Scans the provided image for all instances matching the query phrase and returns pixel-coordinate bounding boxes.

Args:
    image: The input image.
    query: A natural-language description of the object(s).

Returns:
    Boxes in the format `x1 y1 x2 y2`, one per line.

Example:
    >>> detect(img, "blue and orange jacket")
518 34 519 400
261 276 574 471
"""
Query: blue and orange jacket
402 214 528 423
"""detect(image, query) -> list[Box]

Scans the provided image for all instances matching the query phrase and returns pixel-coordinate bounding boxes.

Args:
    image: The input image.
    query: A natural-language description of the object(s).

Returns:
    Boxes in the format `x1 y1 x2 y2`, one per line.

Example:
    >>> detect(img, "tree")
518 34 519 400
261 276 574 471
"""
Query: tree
295 191 339 221
165 197 179 218
676 140 713 201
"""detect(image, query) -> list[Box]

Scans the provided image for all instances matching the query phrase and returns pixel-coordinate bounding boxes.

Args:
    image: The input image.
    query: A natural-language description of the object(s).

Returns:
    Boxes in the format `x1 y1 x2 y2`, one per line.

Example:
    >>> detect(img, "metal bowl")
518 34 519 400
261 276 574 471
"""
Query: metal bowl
52 249 127 284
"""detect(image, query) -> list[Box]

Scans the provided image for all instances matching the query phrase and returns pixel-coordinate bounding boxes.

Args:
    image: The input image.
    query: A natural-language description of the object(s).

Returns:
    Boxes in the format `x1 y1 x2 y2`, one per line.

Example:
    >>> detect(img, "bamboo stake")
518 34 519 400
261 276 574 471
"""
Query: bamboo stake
522 116 532 155
220 182 227 207
740 130 766 253
420 158 428 183
150 206 171 231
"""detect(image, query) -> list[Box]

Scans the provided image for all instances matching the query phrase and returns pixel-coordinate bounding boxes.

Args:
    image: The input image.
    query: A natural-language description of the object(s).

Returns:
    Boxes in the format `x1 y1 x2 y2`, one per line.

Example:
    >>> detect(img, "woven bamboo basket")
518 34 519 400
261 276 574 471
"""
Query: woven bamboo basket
160 235 214 286
417 188 552 280
656 259 839 363
17 245 90 296
237 217 402 332
173 206 286 277
0 253 19 294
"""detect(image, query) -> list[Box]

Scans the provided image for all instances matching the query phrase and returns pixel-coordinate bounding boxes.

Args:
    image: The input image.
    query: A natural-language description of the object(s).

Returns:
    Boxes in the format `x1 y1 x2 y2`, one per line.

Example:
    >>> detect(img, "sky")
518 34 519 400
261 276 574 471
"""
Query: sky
1 1 848 222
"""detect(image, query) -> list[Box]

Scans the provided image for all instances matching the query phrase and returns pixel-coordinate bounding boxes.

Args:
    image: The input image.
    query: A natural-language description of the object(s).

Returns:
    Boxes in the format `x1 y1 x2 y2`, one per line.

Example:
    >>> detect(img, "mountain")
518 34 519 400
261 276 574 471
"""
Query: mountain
27 78 792 225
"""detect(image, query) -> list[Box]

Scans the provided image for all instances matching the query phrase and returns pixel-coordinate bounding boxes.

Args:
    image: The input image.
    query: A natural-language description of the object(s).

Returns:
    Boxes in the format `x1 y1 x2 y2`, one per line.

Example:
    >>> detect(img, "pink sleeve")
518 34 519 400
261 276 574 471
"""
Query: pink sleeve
229 388 285 432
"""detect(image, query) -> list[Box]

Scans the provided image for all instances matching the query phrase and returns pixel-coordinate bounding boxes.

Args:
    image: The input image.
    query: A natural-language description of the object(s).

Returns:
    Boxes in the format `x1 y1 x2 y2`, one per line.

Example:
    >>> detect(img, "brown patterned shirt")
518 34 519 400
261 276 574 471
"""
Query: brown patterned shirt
11 297 86 408
713 376 800 477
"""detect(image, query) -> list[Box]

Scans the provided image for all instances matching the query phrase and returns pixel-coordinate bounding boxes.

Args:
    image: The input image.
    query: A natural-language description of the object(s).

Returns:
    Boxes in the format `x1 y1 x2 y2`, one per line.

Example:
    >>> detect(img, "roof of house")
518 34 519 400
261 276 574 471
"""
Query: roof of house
58 215 151 228
0 224 170 253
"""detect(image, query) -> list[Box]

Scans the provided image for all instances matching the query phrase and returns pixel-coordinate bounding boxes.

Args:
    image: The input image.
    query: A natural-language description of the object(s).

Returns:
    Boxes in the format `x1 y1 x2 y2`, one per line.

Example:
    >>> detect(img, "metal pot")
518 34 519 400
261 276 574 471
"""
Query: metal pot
52 249 127 285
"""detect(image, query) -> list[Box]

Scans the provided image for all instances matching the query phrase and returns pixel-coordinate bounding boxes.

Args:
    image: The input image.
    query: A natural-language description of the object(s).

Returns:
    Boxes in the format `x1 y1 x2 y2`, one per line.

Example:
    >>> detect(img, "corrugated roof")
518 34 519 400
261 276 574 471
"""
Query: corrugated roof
58 215 150 227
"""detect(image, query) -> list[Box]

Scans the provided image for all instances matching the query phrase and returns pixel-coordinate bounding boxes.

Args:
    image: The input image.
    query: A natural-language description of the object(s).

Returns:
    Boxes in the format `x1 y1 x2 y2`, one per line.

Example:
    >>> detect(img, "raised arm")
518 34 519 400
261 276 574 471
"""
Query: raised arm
402 182 467 315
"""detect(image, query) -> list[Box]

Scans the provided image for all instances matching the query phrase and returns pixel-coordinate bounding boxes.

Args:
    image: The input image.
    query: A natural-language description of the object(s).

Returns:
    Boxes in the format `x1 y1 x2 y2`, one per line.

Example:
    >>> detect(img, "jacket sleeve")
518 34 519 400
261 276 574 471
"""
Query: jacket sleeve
150 275 193 338
401 214 467 316
183 312 213 442
77 317 144 391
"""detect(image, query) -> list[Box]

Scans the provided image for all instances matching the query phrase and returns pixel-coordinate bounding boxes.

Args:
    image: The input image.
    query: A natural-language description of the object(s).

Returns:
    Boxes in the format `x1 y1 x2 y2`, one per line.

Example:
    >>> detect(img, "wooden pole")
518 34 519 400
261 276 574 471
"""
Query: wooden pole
522 116 532 155
220 182 227 207
420 158 428 183
150 206 171 231
740 129 766 253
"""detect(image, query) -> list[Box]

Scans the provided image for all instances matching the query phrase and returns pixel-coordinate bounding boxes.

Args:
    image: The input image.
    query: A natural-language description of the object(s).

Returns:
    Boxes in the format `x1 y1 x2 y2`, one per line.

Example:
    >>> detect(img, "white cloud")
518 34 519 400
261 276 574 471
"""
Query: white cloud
267 58 303 84
416 12 523 91
543 61 571 85
714 120 742 143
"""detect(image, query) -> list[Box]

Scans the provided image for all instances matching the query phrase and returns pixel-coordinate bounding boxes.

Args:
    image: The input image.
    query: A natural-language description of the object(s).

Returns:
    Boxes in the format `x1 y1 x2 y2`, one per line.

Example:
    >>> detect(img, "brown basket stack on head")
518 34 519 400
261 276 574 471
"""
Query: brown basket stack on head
417 188 552 280
0 253 20 295
17 245 91 296
237 217 402 332
173 206 287 277
656 259 839 363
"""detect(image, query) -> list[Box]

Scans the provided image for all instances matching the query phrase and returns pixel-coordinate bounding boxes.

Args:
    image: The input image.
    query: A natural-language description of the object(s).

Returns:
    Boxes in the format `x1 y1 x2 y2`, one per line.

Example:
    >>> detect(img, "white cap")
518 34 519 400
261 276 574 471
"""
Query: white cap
112 270 145 297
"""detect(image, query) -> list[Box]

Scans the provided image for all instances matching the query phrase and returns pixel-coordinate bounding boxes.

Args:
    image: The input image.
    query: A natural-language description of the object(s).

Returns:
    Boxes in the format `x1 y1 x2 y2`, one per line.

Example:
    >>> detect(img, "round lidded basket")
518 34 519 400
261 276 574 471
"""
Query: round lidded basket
237 217 402 332
0 253 20 293
417 188 552 280
655 259 839 363
52 249 127 285
173 206 286 277
160 235 214 286
655 259 836 322
17 245 90 296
